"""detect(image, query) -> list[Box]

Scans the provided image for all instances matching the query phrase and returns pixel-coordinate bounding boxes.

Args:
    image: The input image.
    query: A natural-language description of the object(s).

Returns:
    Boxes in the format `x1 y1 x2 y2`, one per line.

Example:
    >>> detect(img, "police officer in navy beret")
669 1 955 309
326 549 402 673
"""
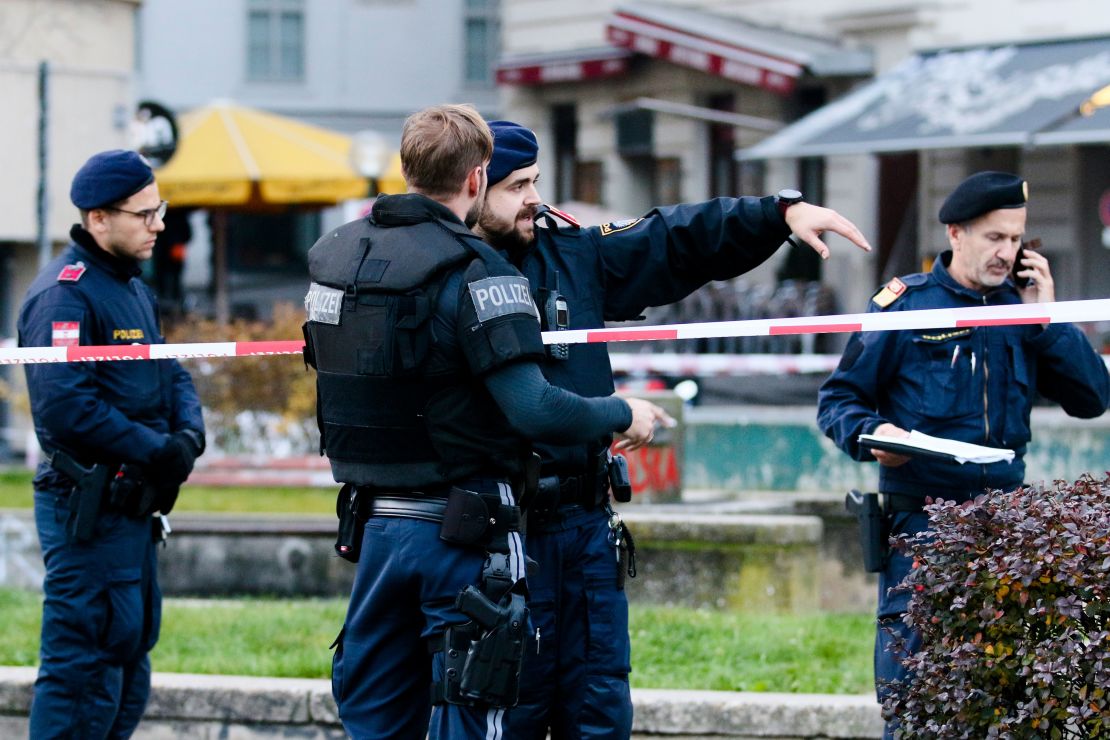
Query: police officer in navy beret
304 105 668 740
17 149 205 738
818 170 1109 738
473 120 873 738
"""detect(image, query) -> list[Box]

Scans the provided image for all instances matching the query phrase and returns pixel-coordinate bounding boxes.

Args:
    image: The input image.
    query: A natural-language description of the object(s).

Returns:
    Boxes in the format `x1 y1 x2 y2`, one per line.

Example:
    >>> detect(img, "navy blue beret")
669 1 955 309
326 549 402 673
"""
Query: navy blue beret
70 149 155 210
938 171 1027 225
487 120 539 187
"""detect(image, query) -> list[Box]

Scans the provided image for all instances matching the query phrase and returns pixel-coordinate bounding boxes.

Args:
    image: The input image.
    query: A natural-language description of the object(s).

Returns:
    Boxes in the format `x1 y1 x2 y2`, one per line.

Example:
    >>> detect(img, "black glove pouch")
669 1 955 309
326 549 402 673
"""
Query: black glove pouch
440 487 491 547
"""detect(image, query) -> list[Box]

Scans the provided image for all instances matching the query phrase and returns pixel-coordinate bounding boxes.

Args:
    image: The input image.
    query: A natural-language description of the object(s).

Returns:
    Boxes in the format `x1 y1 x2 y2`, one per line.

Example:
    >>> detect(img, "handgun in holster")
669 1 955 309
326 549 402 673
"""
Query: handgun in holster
453 584 529 707
47 449 113 543
845 489 888 573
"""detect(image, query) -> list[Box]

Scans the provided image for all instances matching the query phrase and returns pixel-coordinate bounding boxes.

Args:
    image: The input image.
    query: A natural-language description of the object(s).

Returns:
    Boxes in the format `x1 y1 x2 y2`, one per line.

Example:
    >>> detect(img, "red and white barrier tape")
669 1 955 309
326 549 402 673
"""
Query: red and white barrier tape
557 298 1110 345
608 353 841 376
1 298 1108 366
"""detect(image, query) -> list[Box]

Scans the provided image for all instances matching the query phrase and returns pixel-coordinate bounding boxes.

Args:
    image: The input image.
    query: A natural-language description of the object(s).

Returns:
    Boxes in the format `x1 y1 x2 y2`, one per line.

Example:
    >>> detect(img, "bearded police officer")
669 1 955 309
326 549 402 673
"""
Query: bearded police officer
18 149 205 738
817 171 1109 738
303 104 668 740
473 120 873 739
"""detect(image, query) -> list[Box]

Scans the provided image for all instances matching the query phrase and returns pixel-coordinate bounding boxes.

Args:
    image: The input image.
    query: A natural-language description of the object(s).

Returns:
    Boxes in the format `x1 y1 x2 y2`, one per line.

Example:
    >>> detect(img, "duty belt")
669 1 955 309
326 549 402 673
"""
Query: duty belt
353 488 522 554
533 473 602 512
369 495 448 523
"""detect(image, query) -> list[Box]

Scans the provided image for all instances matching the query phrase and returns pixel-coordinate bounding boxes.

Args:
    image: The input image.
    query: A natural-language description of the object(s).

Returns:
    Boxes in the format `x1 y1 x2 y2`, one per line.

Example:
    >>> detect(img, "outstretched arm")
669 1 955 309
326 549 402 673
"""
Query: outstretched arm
484 362 672 450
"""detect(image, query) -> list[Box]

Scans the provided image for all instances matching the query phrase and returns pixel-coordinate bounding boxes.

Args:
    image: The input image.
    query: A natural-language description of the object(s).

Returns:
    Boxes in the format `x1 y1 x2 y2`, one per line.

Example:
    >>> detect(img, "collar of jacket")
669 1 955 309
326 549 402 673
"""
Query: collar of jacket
69 224 142 280
370 192 465 228
932 249 1013 303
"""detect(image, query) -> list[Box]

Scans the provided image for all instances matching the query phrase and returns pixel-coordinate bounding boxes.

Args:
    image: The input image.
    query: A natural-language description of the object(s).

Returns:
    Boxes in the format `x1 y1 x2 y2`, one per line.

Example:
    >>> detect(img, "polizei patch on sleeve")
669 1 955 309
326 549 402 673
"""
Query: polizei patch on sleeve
467 276 539 323
305 282 344 325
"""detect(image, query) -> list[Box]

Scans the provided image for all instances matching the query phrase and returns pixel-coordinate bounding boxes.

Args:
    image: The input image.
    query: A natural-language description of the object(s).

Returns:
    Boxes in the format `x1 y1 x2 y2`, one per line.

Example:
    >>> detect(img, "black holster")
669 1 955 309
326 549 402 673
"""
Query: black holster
335 484 366 563
607 450 631 503
48 450 112 544
436 548 529 708
845 489 888 573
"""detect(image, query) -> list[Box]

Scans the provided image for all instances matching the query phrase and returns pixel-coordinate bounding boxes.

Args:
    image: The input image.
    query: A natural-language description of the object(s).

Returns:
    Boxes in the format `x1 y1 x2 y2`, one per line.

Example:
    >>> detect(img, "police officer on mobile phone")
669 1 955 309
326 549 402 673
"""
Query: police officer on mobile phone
818 171 1109 739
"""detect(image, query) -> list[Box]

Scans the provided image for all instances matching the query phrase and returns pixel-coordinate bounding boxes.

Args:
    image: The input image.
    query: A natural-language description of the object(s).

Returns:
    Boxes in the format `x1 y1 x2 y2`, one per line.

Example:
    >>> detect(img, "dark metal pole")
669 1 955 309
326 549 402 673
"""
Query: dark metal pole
36 59 51 269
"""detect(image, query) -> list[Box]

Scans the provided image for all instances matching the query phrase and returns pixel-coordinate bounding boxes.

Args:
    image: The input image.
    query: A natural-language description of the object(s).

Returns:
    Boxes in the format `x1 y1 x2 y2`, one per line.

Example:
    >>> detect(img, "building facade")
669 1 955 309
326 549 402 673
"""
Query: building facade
1 0 504 456
137 0 501 136
134 0 503 319
497 0 1110 346
0 0 143 458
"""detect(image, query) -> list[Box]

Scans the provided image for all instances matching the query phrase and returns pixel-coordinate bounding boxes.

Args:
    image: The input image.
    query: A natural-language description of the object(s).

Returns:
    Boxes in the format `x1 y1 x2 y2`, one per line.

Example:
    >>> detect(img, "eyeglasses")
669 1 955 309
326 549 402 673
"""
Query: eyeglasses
104 200 168 227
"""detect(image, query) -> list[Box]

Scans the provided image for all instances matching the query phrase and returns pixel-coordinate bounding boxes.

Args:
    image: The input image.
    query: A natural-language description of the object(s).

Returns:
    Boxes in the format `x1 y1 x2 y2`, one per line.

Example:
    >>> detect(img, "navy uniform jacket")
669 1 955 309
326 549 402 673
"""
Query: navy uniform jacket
516 196 791 475
817 251 1109 498
18 226 204 490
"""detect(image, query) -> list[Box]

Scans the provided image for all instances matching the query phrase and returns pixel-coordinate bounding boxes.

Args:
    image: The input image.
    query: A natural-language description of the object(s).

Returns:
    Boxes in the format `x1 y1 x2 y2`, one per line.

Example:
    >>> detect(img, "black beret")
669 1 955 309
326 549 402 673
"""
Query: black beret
488 120 539 187
70 149 155 210
938 171 1027 225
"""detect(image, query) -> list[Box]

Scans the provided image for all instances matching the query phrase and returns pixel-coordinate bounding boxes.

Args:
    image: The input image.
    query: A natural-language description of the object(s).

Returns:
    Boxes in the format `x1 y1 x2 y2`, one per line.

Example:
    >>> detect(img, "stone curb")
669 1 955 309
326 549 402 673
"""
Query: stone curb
0 666 883 738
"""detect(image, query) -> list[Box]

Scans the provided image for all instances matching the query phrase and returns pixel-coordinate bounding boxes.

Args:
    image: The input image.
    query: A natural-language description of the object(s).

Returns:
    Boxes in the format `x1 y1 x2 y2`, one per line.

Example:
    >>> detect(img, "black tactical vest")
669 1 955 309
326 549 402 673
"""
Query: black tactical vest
303 209 530 490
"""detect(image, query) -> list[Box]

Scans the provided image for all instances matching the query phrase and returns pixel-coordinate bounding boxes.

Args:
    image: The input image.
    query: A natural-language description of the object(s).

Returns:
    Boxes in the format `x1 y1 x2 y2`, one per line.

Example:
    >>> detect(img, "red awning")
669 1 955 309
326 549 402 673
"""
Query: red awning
605 7 804 95
497 47 633 86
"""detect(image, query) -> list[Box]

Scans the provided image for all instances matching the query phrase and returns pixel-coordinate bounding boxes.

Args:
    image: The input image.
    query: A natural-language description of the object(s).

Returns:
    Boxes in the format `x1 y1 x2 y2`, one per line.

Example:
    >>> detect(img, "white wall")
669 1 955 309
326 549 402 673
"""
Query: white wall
0 0 139 243
137 0 499 137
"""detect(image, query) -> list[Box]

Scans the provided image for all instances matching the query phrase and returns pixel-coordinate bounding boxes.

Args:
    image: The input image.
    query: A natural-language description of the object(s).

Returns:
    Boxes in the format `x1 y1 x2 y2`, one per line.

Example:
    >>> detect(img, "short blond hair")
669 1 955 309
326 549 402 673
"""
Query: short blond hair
400 104 492 197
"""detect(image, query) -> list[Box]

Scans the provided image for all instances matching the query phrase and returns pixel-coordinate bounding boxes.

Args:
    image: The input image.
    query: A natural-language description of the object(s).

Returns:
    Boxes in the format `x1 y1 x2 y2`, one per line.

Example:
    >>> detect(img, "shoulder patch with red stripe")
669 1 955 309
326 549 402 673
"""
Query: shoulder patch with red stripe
57 262 87 282
51 322 80 347
543 205 580 228
871 277 907 308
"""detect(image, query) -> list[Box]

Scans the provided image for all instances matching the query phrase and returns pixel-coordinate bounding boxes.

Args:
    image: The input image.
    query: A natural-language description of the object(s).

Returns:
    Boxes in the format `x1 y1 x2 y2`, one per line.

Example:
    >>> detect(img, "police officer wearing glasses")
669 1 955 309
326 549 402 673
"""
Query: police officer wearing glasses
818 171 1109 739
17 149 205 738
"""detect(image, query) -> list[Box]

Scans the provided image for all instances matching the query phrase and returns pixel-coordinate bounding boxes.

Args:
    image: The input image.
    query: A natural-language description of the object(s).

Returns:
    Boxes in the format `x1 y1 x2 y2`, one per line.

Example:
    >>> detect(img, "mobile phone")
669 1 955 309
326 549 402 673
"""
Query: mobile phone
1011 237 1041 288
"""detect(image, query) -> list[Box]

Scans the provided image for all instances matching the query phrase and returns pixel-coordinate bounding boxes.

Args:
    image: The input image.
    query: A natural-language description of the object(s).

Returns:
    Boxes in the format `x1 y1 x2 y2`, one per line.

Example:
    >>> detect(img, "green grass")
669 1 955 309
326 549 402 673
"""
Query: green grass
0 468 33 508
169 486 336 514
1 470 874 692
629 606 874 693
0 468 334 514
0 588 873 693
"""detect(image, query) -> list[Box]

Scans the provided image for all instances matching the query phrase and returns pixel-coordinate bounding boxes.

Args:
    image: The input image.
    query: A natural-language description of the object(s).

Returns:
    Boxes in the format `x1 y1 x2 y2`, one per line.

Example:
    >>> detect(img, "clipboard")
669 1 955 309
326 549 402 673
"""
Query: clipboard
859 435 961 462
858 431 1015 465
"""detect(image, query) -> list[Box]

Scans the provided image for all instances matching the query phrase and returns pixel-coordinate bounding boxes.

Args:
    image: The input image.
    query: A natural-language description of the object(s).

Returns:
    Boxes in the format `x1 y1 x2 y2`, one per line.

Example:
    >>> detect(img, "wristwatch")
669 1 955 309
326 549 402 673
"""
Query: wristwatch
775 188 804 217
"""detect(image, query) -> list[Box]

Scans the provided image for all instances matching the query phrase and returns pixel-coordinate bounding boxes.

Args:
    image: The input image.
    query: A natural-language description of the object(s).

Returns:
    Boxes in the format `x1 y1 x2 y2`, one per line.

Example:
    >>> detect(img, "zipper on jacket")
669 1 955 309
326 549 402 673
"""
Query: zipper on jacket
982 347 990 443
980 296 990 443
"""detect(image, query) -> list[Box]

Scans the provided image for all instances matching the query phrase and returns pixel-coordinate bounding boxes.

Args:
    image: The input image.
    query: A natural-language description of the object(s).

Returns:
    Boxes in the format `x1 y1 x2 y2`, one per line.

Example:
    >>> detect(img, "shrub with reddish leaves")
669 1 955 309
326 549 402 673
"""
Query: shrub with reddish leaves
886 474 1110 739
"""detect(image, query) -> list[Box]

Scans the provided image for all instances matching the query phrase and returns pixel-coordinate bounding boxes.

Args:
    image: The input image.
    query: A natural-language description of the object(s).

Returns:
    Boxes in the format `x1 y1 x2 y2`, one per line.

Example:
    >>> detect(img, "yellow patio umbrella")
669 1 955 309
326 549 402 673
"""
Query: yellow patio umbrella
155 100 371 206
152 100 407 322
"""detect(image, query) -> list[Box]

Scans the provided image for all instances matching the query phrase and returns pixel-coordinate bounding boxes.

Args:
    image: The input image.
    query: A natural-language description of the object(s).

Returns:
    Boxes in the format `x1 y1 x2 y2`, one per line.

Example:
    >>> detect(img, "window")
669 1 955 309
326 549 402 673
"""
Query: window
247 0 305 82
575 161 603 205
706 93 737 197
464 0 500 85
552 104 578 203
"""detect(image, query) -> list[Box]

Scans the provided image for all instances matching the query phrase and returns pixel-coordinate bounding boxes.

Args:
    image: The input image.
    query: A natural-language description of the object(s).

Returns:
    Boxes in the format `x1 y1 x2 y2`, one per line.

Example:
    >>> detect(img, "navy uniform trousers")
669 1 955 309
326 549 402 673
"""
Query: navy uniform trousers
504 505 632 739
332 480 526 740
874 510 929 740
30 488 160 739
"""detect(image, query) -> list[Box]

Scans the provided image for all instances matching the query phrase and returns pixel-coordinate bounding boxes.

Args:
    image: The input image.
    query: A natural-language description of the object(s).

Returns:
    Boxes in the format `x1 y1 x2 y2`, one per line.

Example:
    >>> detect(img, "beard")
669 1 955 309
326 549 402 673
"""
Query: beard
478 204 537 259
464 198 485 228
979 258 1010 287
